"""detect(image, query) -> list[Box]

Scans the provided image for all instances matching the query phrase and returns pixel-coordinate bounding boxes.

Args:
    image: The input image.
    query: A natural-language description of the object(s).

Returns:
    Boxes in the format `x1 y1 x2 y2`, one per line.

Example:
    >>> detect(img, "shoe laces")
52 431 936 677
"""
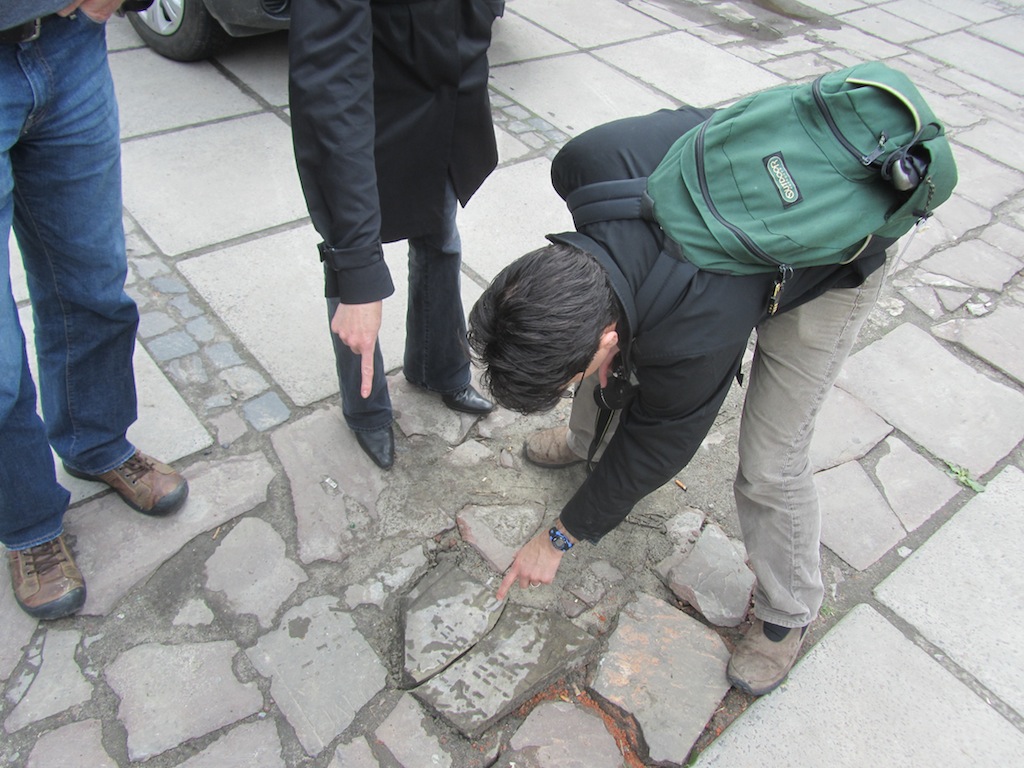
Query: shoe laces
118 453 154 483
19 539 68 577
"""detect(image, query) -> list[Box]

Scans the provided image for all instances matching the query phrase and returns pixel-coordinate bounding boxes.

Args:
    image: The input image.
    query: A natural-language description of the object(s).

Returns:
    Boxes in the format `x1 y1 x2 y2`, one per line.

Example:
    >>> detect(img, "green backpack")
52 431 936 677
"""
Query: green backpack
646 62 958 281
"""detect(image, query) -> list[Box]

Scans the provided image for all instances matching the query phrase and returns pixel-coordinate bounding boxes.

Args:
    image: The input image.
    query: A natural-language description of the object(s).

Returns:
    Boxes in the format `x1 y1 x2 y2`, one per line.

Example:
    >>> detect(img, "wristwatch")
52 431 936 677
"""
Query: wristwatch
548 527 574 552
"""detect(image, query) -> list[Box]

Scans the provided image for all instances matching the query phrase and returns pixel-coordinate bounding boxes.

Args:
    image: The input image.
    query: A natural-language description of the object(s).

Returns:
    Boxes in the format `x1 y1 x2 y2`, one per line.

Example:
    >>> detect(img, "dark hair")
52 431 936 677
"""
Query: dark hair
468 243 620 413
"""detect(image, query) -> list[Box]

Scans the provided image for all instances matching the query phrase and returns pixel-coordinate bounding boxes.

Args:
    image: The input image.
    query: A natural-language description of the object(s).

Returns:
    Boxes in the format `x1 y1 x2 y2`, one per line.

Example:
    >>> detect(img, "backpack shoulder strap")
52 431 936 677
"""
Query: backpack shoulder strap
565 178 654 229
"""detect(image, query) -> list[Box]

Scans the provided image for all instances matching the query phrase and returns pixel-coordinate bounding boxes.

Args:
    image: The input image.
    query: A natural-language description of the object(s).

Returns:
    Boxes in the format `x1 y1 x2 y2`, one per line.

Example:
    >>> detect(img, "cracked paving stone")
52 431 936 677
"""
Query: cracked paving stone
4 630 92 734
810 387 893 471
66 452 275 615
105 640 263 761
344 543 429 609
413 603 593 738
499 700 623 768
205 517 308 627
376 694 452 768
176 720 284 768
246 596 386 756
933 304 1024 386
26 719 115 768
592 593 730 764
402 562 505 686
456 504 545 573
667 523 755 628
271 407 386 564
875 437 960 532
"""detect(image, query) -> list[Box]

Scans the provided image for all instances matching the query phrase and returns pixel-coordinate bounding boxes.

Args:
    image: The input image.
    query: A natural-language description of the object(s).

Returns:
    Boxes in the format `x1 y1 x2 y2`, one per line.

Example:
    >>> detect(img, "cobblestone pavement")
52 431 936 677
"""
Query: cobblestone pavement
3 1 1024 766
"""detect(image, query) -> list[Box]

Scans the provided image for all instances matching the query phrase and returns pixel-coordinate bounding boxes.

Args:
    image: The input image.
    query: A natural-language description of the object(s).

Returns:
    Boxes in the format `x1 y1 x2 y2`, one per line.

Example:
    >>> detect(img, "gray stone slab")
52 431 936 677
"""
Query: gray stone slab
591 593 730 764
490 54 675 138
447 439 494 466
489 10 574 66
915 33 1024 109
510 0 668 48
67 452 275 615
816 462 905 571
667 523 754 627
459 158 575 283
376 694 453 768
692 605 1024 767
270 407 388 564
205 518 307 627
837 323 1024 477
413 604 593 738
4 630 92 734
918 240 1021 293
219 366 269 400
26 719 116 768
402 563 505 686
391 375 478 446
933 304 1024 386
457 504 545 573
810 387 893 472
875 437 961 532
0 572 37 683
176 721 285 768
840 6 932 42
504 700 623 768
595 33 784 108
246 596 387 757
948 145 1024 212
121 114 307 256
106 640 262 761
344 543 429 609
110 48 259 139
173 598 215 627
329 738 380 768
875 466 1024 716
242 392 290 431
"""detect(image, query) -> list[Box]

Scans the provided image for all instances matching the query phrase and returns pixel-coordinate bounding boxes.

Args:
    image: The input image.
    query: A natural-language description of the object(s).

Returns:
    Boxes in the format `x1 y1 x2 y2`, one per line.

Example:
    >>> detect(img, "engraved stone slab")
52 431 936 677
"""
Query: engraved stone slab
402 563 505 686
413 604 593 738
591 593 730 764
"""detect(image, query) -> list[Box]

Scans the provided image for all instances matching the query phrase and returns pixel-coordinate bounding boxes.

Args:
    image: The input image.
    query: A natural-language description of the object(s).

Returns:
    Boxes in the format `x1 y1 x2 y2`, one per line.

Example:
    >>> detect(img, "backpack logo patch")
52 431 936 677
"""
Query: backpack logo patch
763 152 802 208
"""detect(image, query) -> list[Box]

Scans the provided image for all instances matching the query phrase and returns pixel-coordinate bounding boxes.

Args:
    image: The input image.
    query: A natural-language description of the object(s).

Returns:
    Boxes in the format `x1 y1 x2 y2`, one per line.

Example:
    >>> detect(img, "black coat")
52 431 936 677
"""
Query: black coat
550 108 891 542
289 0 503 302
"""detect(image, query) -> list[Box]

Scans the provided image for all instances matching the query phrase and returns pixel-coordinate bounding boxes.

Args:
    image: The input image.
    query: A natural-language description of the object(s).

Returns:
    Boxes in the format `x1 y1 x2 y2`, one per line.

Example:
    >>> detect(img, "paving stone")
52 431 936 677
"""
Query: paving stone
206 341 244 369
176 720 285 768
271 407 388 564
166 354 209 385
211 409 248 447
447 439 494 466
376 694 453 768
841 6 932 42
392 375 477 446
475 406 522 439
874 437 961 532
914 32 1024 99
242 392 290 431
402 563 505 686
26 719 115 768
591 593 730 764
67 452 275 615
950 145 1024 210
150 275 189 294
568 559 623 609
173 598 215 627
501 700 623 768
933 287 970 311
654 509 706 581
457 504 546 573
692 604 1024 767
932 304 1024 386
328 737 380 768
810 387 893 471
137 310 176 338
205 518 308 627
837 323 1024 477
0 574 37 682
817 462 905 571
344 543 430 609
219 365 270 400
511 0 668 48
898 284 944 318
918 240 1021 293
667 523 755 627
146 330 200 361
246 596 387 756
106 640 262 761
4 630 92 734
414 604 593 738
875 466 1024 717
186 315 217 342
170 294 204 319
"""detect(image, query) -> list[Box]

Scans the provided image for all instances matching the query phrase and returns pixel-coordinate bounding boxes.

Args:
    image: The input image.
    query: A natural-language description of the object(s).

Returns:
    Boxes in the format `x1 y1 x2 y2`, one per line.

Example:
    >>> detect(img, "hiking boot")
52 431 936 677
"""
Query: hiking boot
64 451 188 516
523 426 584 468
727 618 808 696
8 535 86 620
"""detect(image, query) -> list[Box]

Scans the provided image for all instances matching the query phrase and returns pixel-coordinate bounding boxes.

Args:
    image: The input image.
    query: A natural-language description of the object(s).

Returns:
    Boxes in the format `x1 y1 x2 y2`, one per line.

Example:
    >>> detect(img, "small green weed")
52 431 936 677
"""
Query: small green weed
944 461 985 493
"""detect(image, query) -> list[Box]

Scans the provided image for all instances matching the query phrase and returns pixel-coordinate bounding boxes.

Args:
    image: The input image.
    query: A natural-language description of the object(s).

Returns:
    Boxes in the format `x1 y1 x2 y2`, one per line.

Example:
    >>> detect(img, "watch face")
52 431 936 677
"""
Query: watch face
549 527 573 551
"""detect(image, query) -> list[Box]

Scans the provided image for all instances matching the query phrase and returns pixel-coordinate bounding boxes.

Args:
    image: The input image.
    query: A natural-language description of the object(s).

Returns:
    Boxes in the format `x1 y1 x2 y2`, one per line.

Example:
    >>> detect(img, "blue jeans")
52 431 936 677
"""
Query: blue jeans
328 181 471 431
1 15 139 549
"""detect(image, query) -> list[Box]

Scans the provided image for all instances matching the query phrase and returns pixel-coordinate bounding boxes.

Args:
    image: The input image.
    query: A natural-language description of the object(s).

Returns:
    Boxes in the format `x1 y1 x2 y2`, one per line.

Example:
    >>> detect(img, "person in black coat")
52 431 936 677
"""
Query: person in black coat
468 106 892 696
289 0 504 469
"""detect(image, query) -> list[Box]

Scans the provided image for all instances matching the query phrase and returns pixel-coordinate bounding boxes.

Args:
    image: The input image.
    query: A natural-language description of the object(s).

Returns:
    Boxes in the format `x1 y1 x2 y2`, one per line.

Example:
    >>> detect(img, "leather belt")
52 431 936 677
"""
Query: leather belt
0 18 43 45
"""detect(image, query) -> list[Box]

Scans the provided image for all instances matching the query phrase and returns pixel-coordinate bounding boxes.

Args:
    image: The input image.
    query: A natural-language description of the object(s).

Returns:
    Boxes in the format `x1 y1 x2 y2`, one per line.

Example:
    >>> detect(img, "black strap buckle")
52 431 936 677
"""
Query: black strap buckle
0 18 41 44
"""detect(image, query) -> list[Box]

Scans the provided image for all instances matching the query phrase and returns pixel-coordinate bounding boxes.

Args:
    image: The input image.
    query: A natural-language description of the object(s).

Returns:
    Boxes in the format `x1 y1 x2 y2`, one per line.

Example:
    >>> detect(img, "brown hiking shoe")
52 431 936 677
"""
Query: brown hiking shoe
8 535 86 620
523 426 585 468
727 618 808 696
64 451 188 516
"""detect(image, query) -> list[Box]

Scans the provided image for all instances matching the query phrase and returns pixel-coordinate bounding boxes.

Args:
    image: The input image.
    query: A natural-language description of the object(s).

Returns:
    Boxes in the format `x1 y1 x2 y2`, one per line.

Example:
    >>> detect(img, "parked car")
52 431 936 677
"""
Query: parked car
127 0 290 62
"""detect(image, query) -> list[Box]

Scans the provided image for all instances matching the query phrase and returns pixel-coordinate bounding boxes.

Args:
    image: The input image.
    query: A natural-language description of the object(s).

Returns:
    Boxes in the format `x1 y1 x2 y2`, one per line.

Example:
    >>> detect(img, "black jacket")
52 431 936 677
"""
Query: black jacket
551 108 890 543
289 0 503 302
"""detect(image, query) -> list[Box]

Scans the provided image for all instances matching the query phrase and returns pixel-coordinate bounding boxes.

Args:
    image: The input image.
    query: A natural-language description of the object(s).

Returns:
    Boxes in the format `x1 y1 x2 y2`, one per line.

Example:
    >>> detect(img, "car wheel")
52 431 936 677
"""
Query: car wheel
127 0 231 62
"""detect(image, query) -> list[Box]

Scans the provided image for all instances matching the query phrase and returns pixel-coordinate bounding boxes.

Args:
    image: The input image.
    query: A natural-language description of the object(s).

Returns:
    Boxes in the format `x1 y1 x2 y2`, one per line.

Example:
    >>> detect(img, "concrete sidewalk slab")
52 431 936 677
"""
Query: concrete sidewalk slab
692 604 1024 767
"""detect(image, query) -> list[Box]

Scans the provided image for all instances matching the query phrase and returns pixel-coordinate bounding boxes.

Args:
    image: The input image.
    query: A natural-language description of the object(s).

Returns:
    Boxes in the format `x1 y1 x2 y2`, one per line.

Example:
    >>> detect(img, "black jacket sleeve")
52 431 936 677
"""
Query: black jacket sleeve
288 0 395 304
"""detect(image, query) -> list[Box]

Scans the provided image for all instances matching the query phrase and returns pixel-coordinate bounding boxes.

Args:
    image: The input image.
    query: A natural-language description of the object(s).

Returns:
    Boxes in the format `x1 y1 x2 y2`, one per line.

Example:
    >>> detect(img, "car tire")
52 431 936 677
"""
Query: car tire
127 0 231 62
